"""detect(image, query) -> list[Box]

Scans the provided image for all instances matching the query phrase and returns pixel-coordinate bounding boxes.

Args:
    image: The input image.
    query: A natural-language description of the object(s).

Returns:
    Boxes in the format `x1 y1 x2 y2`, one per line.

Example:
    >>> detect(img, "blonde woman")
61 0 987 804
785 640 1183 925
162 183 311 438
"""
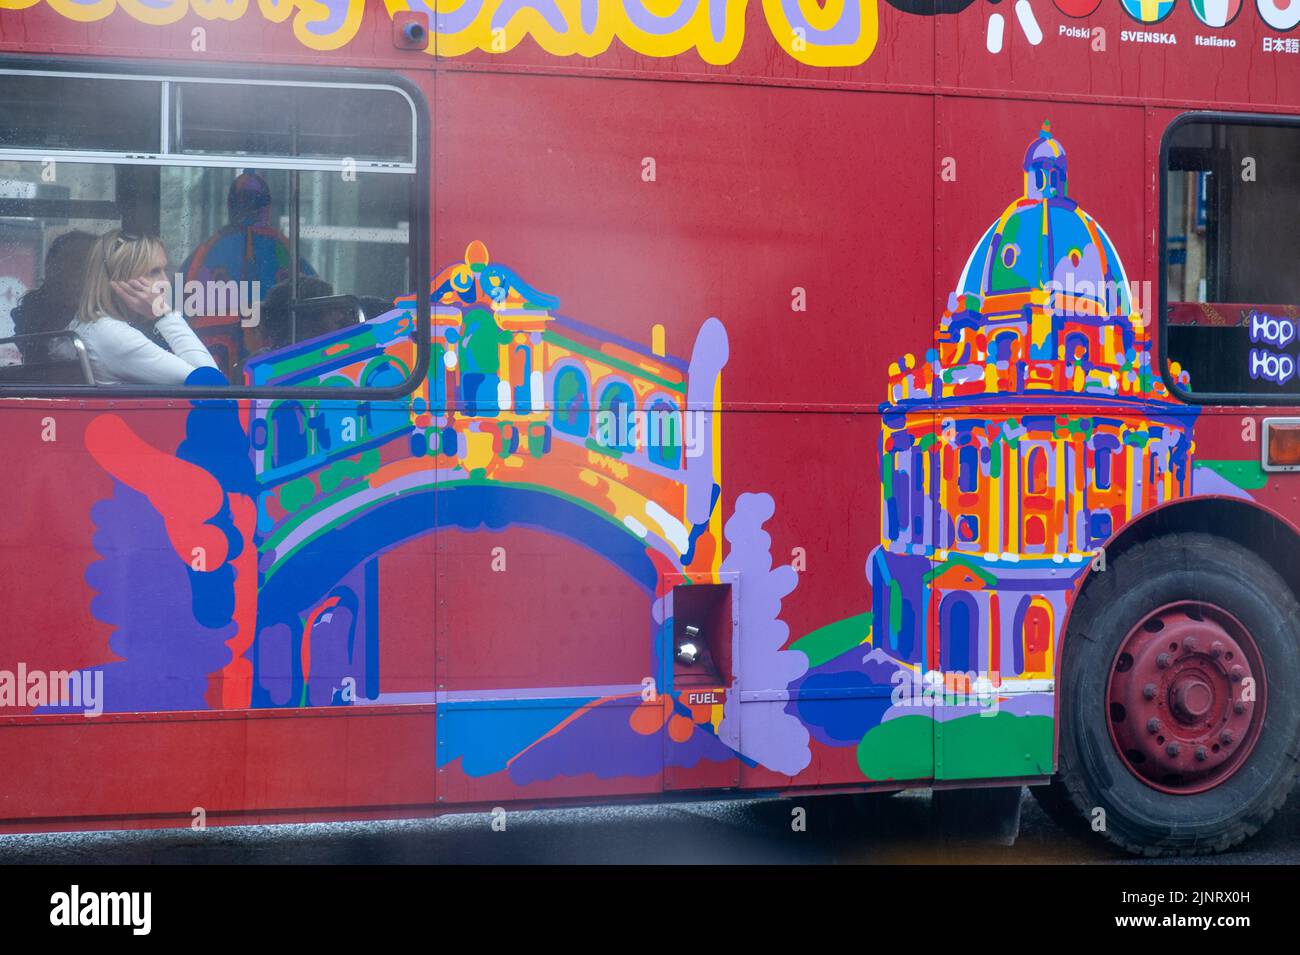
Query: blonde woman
73 230 218 385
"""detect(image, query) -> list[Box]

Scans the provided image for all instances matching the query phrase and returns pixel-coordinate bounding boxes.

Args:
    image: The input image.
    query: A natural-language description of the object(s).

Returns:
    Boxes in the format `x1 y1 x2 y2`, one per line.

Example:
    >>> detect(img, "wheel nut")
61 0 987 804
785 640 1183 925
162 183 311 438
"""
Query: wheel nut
1142 683 1157 700
1234 701 1246 715
1195 746 1208 762
1211 641 1224 658
1220 730 1234 745
1229 665 1244 683
1183 636 1199 653
1157 653 1172 669
1166 742 1180 757
1147 718 1162 734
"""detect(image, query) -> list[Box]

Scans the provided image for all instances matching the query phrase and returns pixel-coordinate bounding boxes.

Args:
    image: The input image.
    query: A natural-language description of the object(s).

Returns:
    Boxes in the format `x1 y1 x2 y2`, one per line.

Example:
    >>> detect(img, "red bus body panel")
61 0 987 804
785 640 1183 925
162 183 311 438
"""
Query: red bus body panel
0 0 1294 830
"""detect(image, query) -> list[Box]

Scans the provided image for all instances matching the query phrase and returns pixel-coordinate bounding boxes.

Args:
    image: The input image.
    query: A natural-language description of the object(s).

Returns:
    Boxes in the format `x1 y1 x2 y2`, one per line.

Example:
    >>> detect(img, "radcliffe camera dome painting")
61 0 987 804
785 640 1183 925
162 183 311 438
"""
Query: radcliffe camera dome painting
870 123 1196 682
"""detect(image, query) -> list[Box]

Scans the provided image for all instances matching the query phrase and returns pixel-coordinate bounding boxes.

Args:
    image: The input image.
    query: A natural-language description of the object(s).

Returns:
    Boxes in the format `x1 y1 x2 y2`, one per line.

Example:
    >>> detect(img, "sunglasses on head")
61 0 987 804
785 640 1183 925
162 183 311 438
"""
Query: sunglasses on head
102 230 142 276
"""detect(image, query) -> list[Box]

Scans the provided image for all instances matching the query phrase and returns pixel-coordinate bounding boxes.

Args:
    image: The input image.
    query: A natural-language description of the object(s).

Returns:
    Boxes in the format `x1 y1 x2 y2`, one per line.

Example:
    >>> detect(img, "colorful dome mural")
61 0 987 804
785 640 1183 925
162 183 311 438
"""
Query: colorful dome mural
870 123 1196 684
892 122 1189 406
957 122 1130 314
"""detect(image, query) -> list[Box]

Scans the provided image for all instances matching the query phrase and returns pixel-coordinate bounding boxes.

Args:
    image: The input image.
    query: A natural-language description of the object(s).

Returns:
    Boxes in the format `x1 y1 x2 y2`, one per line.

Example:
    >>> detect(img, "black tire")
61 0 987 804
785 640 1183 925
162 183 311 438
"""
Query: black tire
1048 532 1300 857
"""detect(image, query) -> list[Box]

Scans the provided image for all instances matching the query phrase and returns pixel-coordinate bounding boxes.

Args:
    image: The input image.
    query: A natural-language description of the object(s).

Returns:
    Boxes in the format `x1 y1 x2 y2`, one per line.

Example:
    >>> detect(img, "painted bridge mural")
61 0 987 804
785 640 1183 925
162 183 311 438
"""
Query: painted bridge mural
66 237 814 786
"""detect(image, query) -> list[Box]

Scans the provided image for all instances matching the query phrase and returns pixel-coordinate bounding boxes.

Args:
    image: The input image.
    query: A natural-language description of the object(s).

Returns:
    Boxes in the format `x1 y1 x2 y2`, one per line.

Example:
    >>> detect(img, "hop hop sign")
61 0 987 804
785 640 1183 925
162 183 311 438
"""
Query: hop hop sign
1249 311 1298 386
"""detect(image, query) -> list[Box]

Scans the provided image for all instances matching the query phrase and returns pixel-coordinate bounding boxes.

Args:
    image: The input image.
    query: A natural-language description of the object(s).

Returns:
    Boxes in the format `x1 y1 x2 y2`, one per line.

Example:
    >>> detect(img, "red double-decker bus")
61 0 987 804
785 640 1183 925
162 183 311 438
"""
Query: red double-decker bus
0 0 1297 858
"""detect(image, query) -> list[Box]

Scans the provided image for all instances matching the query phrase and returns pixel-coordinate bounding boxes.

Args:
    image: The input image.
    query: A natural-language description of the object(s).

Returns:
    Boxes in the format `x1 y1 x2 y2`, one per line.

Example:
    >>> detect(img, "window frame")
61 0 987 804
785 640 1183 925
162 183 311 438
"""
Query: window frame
0 54 429 400
1158 110 1300 406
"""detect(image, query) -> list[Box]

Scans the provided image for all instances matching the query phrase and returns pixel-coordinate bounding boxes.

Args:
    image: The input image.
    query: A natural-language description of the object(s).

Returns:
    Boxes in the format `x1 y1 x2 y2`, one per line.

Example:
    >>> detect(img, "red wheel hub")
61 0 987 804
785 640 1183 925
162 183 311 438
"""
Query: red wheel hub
1106 601 1266 794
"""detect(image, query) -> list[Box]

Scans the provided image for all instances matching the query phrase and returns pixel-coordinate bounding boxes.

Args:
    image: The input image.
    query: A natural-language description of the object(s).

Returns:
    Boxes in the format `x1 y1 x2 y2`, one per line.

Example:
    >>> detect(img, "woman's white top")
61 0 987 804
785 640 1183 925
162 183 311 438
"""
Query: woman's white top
72 312 218 385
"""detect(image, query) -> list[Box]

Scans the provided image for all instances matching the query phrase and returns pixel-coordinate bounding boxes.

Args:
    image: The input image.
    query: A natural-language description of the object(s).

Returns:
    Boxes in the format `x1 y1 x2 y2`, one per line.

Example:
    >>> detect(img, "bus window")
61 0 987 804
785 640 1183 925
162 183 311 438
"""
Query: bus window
0 69 423 392
161 166 411 375
171 82 413 165
0 162 119 380
0 72 161 153
1162 117 1300 399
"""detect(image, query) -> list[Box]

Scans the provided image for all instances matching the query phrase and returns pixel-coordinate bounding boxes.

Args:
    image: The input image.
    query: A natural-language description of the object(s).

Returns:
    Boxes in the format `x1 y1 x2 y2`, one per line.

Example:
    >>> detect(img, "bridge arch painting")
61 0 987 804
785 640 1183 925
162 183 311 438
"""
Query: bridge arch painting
50 124 1210 793
65 238 811 788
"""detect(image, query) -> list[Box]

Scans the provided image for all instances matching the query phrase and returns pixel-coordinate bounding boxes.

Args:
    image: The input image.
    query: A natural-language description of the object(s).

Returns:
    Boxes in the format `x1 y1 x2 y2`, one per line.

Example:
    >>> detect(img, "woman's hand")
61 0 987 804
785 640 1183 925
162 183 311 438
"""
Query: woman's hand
111 277 172 322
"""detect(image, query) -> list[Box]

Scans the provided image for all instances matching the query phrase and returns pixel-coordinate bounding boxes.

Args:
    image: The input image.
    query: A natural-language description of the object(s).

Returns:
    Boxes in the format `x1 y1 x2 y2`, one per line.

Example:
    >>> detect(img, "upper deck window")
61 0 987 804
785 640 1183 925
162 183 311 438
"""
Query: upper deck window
0 74 161 153
172 82 414 166
0 71 415 169
1161 116 1300 402
0 66 424 396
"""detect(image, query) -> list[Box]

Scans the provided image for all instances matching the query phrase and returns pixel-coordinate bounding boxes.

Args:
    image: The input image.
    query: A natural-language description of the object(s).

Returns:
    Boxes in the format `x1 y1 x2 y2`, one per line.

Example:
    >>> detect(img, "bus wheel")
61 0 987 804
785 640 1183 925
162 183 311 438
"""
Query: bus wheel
1046 532 1300 857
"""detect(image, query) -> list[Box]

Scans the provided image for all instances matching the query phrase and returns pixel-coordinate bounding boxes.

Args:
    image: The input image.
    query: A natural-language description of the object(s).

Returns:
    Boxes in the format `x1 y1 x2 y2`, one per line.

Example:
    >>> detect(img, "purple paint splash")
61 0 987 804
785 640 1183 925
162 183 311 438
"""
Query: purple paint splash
685 317 728 527
53 481 234 713
716 492 810 775
1192 465 1255 502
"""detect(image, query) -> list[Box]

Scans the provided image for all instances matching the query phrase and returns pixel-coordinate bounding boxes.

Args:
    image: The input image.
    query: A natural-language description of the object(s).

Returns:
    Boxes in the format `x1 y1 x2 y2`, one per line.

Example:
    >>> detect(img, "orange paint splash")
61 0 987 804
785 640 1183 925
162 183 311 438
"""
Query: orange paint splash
85 414 228 567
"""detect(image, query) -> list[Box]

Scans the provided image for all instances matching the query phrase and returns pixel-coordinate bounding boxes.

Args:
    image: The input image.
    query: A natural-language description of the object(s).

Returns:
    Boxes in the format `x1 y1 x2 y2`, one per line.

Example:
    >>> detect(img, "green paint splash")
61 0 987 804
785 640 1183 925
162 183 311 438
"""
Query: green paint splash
790 613 872 668
1195 459 1267 491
